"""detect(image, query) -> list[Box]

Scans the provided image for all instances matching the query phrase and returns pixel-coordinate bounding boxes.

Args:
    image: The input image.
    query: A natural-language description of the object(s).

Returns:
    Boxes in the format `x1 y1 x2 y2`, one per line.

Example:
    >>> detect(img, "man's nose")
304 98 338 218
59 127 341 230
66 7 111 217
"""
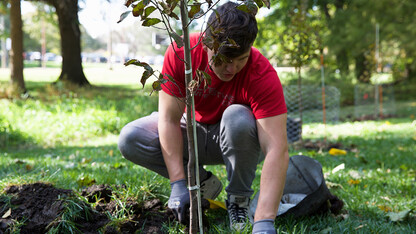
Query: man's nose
225 62 237 73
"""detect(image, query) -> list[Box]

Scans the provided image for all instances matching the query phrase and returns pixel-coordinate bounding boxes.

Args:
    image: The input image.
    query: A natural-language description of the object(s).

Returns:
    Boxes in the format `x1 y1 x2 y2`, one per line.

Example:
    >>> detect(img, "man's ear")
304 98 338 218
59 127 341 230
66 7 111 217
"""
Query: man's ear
202 44 208 52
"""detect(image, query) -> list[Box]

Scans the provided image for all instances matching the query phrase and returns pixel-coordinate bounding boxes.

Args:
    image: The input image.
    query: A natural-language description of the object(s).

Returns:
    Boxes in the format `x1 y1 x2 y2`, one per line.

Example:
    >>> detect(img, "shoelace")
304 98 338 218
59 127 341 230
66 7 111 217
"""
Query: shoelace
228 203 248 223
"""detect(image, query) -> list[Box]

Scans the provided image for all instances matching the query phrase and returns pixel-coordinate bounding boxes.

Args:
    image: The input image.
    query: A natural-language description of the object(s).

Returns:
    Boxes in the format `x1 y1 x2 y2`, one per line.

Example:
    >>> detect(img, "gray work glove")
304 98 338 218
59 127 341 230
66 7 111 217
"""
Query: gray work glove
252 219 277 234
168 179 189 224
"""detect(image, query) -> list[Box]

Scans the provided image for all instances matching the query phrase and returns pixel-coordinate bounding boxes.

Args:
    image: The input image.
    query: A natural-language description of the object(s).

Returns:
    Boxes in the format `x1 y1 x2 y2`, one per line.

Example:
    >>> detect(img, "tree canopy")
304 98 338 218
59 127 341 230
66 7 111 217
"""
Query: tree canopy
255 0 416 83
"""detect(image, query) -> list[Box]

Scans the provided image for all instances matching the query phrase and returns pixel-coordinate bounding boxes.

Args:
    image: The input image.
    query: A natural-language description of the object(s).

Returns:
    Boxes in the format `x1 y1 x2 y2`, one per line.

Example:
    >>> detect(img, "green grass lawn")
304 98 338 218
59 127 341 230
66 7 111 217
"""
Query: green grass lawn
0 67 415 233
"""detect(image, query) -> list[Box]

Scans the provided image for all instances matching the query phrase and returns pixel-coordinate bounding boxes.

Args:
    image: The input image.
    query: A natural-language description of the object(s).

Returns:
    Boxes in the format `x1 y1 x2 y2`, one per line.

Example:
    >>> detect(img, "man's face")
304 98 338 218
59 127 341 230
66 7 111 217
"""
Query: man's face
204 46 251 82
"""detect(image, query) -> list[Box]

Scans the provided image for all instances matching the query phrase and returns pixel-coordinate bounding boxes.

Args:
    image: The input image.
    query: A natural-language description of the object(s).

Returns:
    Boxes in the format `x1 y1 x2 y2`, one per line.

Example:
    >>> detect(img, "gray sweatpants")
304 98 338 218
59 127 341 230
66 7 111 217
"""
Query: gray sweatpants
118 104 264 197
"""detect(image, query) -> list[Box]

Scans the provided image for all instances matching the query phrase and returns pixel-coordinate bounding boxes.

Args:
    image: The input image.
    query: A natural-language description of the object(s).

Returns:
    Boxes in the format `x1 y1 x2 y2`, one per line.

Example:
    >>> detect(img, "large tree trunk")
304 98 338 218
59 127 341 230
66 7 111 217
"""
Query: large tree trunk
355 52 372 83
9 0 26 93
336 49 349 76
48 0 89 86
405 60 415 82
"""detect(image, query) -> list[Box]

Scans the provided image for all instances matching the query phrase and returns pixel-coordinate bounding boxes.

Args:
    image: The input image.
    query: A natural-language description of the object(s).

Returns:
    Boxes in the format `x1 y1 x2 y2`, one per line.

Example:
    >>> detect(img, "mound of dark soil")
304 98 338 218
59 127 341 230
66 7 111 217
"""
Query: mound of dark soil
0 183 176 234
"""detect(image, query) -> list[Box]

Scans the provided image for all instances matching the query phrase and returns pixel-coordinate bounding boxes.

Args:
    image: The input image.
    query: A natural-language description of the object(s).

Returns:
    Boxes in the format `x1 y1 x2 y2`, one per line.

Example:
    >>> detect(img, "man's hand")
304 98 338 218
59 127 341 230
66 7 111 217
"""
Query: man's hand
252 219 276 234
168 179 189 224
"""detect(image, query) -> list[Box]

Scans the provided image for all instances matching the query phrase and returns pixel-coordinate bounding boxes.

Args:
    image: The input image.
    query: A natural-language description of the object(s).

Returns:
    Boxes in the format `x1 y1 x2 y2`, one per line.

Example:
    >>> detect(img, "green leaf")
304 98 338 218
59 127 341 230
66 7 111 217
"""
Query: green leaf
202 35 214 50
227 38 240 49
214 9 220 24
124 59 150 68
160 1 171 14
132 2 145 17
142 18 161 26
197 70 211 85
169 31 184 48
140 69 154 87
124 59 154 87
188 3 202 18
152 80 163 91
213 53 230 67
168 0 179 13
237 2 258 15
143 6 157 19
254 0 263 8
158 73 168 84
124 0 136 8
165 73 175 82
169 12 180 20
117 11 132 23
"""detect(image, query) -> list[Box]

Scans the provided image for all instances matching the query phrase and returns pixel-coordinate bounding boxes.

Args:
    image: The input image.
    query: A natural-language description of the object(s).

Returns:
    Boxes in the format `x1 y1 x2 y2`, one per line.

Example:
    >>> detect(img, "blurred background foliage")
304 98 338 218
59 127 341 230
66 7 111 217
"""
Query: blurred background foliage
0 0 415 104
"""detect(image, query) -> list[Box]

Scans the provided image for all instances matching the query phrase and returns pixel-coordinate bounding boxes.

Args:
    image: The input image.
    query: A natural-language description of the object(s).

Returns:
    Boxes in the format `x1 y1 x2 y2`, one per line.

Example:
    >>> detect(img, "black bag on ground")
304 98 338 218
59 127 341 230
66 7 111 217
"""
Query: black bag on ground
250 155 343 220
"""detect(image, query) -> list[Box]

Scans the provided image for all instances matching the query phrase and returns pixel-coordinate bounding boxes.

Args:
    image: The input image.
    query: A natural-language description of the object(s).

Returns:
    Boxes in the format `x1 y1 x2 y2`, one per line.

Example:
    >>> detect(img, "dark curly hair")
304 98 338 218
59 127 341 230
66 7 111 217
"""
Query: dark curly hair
205 2 258 59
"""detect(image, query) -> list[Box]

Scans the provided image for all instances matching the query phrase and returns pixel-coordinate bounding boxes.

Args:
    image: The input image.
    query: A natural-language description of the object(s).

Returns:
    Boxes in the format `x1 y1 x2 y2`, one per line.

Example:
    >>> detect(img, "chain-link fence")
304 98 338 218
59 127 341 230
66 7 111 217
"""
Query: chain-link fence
283 83 397 142
354 84 396 119
284 85 341 142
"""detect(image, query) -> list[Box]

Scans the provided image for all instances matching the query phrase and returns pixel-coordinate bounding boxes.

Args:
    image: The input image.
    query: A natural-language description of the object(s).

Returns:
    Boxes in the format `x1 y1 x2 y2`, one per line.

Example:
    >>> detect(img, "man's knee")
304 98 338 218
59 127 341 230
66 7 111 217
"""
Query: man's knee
221 104 257 137
118 124 138 161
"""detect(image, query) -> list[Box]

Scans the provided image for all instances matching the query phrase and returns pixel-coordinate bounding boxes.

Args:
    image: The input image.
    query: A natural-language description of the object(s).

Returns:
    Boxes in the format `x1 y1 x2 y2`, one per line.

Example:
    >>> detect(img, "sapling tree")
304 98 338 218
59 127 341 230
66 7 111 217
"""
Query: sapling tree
279 1 321 142
119 0 270 232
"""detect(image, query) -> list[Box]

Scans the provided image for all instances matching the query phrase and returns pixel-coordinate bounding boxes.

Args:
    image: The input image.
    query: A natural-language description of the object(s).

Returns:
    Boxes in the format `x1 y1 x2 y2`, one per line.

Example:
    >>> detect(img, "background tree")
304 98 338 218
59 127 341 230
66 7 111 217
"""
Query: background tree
257 0 416 85
30 0 89 86
10 0 26 93
23 2 60 66
277 0 321 141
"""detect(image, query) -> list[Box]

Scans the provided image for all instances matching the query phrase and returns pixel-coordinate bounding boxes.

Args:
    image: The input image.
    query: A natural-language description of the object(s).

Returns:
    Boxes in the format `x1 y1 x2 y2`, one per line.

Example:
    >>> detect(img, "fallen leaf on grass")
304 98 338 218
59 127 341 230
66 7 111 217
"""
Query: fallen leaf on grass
329 148 347 156
332 163 345 173
348 179 360 185
387 209 412 222
25 164 33 171
207 199 226 210
326 181 344 189
2 208 11 218
81 158 92 164
378 205 392 212
355 224 367 230
336 213 349 220
380 196 391 202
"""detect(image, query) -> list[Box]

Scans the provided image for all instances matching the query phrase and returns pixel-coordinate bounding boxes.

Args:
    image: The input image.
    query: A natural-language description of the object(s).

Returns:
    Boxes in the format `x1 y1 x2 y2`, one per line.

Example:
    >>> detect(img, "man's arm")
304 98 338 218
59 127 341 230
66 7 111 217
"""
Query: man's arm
158 90 186 182
254 113 289 221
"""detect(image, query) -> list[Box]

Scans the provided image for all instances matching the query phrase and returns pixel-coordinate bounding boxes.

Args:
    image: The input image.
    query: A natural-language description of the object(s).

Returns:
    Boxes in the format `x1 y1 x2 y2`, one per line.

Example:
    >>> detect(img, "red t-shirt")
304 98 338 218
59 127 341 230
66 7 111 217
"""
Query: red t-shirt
161 33 287 124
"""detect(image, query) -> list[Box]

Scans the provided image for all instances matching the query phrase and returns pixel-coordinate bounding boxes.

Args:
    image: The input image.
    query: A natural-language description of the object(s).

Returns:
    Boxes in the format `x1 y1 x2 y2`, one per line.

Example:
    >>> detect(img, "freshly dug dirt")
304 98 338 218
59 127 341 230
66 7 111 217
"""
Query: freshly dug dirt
0 183 176 233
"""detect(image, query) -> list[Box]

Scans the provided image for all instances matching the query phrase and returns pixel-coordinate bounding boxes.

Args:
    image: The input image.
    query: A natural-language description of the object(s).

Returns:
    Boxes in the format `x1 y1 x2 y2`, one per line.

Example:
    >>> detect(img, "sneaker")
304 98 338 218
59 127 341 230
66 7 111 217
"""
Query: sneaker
200 172 223 200
226 195 250 231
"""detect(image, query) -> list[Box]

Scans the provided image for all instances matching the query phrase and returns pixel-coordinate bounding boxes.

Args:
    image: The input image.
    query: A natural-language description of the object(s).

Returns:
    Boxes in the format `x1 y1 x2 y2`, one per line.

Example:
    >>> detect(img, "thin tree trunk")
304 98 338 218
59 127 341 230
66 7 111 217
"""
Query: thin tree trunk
10 0 26 93
297 66 303 142
180 1 200 233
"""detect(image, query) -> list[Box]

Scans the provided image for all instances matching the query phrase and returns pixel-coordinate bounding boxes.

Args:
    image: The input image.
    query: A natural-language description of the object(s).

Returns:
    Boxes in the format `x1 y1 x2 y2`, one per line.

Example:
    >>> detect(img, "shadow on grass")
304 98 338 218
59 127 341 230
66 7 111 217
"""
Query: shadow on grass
0 143 164 192
0 114 38 150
